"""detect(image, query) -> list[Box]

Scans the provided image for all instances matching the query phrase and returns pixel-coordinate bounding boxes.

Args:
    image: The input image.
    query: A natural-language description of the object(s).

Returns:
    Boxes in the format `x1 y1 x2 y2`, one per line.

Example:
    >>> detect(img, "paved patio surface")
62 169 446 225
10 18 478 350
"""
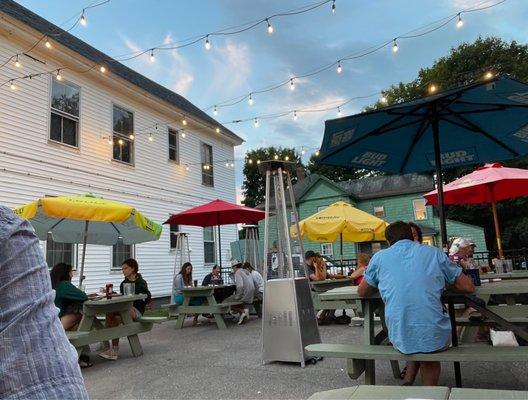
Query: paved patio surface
82 314 528 399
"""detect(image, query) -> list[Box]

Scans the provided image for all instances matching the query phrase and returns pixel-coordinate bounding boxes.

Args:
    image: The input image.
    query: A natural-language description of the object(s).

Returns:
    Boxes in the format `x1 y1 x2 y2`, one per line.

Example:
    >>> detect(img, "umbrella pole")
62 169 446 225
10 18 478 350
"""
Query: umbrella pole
79 220 89 288
491 201 504 258
218 224 222 270
340 233 344 275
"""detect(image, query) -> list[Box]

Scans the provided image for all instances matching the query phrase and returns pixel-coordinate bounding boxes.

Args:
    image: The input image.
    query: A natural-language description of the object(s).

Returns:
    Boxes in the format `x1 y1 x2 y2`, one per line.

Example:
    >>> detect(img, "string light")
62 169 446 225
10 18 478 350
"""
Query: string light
213 105 218 115
392 39 398 53
9 80 16 90
14 55 21 68
204 35 211 50
331 0 336 13
266 18 274 34
100 65 106 73
380 93 388 104
484 71 494 79
248 159 253 164
182 117 187 126
129 133 135 140
274 154 279 160
55 70 63 81
285 156 290 161
248 93 254 106
336 60 342 74
45 37 52 49
293 110 298 121
290 78 295 91
225 161 230 167
180 130 186 138
254 118 259 128
429 84 437 94
118 138 124 145
148 133 153 142
80 10 87 26
315 150 320 156
215 127 220 133
107 137 112 145
301 147 306 155
185 164 190 171
257 160 261 164
456 13 464 28
150 49 155 63
230 162 235 168
337 106 342 117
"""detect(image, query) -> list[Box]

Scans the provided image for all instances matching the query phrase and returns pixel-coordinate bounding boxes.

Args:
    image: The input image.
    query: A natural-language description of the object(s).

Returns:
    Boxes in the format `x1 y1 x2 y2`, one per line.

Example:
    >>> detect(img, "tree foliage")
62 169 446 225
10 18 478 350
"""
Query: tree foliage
241 147 302 208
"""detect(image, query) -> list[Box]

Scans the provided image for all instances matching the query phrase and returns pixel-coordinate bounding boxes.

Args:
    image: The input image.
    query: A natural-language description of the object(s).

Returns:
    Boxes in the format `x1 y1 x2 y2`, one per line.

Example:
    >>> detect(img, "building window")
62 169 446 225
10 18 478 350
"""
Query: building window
317 206 327 213
169 224 180 250
46 237 75 269
50 79 80 147
112 241 132 270
168 128 179 163
373 205 385 218
201 142 214 186
413 199 427 220
422 236 435 246
321 243 333 258
112 105 134 164
204 227 216 264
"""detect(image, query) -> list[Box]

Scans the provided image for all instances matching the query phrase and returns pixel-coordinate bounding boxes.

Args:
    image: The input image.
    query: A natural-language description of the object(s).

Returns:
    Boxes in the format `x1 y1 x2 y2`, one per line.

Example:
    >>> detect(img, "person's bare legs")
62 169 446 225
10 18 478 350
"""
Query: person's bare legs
420 361 441 386
402 361 420 385
105 312 121 348
60 312 82 331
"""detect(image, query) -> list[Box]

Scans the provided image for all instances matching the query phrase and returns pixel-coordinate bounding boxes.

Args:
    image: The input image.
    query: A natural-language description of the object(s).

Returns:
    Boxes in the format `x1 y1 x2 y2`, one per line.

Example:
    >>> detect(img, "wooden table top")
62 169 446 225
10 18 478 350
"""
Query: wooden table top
84 294 146 306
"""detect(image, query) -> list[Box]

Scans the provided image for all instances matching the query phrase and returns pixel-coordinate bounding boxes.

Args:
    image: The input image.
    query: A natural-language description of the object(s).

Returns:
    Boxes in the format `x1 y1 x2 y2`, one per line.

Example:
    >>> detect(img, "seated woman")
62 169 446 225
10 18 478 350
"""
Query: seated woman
348 253 370 285
50 262 95 368
99 258 151 361
173 262 204 325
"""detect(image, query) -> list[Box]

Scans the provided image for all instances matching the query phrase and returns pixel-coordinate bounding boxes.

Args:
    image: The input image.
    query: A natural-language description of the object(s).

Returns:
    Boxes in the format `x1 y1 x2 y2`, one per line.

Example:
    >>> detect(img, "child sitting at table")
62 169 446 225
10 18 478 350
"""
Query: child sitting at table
348 253 370 285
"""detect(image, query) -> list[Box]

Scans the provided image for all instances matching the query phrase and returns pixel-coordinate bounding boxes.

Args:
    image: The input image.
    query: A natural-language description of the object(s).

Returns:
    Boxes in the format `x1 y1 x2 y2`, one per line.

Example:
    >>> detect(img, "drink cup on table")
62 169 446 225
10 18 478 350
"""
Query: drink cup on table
123 282 135 296
193 279 198 287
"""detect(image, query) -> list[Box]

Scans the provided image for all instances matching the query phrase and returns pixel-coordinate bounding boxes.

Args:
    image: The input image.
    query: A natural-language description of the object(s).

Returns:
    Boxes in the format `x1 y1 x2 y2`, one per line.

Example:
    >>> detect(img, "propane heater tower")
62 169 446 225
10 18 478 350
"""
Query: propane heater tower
259 160 320 367
242 224 262 273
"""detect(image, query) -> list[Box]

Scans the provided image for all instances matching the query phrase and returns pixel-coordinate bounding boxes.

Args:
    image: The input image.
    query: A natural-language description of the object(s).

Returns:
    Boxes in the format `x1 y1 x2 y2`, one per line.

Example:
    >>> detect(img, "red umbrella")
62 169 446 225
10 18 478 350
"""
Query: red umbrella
423 163 528 257
164 199 265 268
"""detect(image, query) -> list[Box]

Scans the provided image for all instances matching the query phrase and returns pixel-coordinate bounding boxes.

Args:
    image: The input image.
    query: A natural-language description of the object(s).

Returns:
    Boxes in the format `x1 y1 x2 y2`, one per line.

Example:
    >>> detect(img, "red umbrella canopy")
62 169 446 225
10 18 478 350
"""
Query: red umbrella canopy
164 199 265 227
424 163 528 205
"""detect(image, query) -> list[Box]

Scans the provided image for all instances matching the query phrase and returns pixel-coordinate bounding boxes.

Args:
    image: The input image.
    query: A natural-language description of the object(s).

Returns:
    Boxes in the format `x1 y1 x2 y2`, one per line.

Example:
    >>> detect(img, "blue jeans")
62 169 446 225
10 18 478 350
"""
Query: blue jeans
173 293 204 306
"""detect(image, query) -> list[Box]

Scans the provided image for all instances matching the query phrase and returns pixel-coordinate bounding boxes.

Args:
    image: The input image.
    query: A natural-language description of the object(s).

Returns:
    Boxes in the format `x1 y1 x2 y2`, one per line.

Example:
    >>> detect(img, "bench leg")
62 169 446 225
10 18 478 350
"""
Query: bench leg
127 334 143 357
174 296 191 329
347 359 365 379
363 300 376 385
213 313 227 330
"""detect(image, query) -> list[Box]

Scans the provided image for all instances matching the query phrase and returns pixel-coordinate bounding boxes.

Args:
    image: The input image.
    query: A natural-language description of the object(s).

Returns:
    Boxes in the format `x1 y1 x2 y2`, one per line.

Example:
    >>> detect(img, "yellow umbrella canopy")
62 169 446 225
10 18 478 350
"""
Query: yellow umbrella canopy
292 201 387 242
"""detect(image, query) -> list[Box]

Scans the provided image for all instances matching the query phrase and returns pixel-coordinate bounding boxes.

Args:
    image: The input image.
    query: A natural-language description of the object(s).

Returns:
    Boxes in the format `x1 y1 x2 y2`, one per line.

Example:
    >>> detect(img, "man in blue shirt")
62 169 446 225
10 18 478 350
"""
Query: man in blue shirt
358 221 474 386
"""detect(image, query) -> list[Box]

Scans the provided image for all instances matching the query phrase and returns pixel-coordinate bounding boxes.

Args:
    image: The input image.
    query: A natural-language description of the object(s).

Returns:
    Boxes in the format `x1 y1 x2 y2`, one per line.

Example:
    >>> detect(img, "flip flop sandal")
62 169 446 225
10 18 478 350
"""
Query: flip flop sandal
399 366 407 379
79 359 93 369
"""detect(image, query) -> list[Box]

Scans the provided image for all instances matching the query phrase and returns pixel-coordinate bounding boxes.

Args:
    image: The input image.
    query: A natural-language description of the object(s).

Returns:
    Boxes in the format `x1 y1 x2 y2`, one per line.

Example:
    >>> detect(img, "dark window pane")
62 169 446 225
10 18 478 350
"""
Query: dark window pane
170 224 179 249
50 113 62 142
51 81 79 116
204 242 215 264
62 117 77 146
112 243 131 269
121 140 131 163
169 148 176 161
168 131 176 146
113 105 133 135
113 136 133 164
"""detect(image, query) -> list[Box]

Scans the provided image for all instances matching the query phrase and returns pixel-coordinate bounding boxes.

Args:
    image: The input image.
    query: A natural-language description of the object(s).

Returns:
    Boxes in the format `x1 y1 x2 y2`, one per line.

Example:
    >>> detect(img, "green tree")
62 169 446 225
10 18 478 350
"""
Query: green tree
242 147 302 208
377 37 528 250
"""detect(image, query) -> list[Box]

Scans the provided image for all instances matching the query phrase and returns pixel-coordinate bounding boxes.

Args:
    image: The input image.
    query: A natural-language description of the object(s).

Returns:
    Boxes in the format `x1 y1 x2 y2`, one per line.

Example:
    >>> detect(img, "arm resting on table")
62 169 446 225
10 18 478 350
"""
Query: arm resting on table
448 273 475 294
358 280 378 297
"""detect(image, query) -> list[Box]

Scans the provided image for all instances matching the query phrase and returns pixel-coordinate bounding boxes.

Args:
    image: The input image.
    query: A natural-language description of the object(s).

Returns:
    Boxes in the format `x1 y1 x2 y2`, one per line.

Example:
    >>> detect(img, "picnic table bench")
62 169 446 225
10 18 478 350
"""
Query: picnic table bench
308 385 528 400
67 294 160 357
162 285 242 329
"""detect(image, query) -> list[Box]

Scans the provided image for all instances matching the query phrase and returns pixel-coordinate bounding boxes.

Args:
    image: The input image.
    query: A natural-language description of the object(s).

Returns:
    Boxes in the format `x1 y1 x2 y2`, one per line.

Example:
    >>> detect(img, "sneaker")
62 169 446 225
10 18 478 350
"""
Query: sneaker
98 348 118 361
238 309 249 325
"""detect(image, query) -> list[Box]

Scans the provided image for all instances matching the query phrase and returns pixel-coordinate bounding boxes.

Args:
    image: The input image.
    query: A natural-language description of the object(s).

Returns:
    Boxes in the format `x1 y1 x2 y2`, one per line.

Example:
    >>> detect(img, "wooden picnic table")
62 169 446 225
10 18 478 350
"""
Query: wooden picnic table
311 278 355 312
315 280 528 386
68 294 155 357
171 285 241 330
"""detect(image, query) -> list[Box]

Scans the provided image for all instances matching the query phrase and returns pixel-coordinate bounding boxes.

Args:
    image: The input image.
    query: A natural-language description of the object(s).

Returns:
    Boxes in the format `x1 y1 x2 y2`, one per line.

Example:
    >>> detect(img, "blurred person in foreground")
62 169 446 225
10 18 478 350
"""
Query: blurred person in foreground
358 221 475 386
0 206 88 399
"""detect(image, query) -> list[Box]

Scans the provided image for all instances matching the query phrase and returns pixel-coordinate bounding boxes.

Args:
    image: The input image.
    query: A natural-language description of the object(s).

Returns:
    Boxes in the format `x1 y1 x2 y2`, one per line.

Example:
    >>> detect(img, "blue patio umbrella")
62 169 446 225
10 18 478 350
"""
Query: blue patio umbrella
317 75 528 249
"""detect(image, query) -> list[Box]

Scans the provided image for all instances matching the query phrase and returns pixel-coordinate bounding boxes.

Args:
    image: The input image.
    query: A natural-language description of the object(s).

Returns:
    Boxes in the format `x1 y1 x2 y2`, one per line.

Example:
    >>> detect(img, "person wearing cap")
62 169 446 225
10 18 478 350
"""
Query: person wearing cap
223 259 255 325
304 250 317 281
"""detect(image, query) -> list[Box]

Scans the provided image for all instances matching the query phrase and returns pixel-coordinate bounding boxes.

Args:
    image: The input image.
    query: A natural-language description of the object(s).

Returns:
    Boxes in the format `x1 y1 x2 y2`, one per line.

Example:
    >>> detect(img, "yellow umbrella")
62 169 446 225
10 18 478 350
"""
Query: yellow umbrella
14 194 162 286
291 201 387 269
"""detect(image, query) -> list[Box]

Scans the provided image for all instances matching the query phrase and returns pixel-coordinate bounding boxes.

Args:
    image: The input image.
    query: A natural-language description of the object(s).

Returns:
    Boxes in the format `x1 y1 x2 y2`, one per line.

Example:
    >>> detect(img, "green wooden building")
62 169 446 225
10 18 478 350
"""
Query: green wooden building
251 173 486 262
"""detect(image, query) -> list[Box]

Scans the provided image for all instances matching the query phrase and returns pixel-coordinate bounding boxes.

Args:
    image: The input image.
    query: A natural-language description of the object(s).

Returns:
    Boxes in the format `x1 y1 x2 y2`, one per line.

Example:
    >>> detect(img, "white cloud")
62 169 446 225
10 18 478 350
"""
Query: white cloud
209 39 252 93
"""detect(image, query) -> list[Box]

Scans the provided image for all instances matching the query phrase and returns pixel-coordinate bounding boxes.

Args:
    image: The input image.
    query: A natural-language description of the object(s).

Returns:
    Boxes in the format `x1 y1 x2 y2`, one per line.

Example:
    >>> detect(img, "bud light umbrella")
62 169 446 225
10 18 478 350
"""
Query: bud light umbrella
424 162 528 258
317 75 528 250
13 194 162 287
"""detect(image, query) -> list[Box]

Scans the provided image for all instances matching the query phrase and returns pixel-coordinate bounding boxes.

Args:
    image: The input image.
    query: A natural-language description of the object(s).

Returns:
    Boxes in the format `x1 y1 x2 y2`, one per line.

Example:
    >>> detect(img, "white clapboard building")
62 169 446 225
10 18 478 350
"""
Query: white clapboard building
0 1 244 297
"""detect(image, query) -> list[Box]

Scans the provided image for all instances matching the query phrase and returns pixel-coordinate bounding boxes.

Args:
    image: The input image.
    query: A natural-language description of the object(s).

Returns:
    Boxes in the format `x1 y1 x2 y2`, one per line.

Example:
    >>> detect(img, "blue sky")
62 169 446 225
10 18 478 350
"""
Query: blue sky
18 0 528 202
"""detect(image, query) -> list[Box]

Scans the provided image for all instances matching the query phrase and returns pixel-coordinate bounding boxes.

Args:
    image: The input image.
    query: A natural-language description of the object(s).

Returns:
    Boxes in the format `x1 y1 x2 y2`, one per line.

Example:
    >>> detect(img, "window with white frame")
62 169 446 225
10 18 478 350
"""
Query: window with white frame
317 206 327 212
168 128 179 163
320 243 334 258
46 236 75 269
373 205 385 218
169 224 180 250
201 142 214 186
50 79 80 147
203 226 216 264
413 199 428 220
112 105 134 164
112 241 133 270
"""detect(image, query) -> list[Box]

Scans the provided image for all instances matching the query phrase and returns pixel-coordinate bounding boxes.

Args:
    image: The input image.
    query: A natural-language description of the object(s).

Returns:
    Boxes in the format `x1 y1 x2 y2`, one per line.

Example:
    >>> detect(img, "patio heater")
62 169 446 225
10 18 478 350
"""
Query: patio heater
259 160 321 367
242 224 262 273
170 232 191 309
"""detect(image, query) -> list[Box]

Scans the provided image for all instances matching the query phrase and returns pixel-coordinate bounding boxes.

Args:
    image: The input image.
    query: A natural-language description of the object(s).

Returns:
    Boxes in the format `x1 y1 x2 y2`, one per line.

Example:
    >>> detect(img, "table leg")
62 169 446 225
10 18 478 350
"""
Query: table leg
363 299 376 385
206 295 227 330
119 309 143 357
448 300 462 388
175 296 191 329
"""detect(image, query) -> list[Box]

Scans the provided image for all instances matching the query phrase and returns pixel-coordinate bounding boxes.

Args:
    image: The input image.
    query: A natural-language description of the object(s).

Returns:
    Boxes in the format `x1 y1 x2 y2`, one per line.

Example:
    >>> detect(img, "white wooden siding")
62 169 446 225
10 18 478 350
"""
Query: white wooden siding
0 31 238 297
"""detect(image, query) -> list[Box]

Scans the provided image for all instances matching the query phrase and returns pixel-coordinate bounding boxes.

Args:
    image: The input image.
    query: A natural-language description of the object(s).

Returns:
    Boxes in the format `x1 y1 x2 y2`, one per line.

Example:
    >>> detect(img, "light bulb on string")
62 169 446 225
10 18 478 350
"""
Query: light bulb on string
9 80 16 90
150 49 155 63
337 106 342 117
315 150 320 157
118 138 124 145
274 154 279 160
290 78 295 91
254 118 259 128
248 159 253 164
332 0 336 13
148 133 153 142
456 13 464 29
185 164 190 171
107 137 112 145
380 93 388 104
336 60 342 74
225 161 230 167
230 162 234 168
484 71 494 80
257 160 261 164
429 84 437 94
14 55 21 68
215 127 220 133
285 156 290 161
213 105 218 115
248 93 253 106
45 37 51 49
56 70 63 81
80 11 87 26
301 147 306 155
293 110 298 121
392 39 398 53
181 130 186 138
182 117 187 126
266 18 273 34
204 35 211 50
129 133 135 140
100 65 106 73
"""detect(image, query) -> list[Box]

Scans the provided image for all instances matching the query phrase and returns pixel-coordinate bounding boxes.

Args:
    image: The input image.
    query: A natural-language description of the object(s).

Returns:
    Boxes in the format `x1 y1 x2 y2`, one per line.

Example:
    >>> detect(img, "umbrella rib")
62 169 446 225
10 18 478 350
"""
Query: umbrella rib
441 106 507 115
110 222 123 237
399 118 431 174
454 100 528 109
49 217 66 230
443 109 520 157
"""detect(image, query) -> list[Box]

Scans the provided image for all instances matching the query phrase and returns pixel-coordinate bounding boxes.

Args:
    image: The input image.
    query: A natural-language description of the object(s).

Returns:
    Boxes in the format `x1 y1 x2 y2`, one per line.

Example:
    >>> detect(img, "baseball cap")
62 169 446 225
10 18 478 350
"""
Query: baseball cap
305 250 316 259
230 259 242 268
